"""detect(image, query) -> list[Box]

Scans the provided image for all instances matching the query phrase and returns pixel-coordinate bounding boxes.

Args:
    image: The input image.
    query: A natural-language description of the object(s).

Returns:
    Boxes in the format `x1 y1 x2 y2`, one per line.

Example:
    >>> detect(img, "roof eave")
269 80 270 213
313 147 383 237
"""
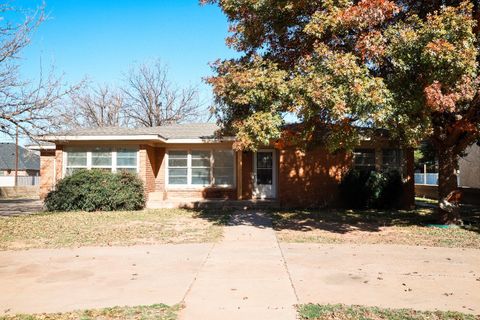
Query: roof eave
36 135 236 144
38 135 167 142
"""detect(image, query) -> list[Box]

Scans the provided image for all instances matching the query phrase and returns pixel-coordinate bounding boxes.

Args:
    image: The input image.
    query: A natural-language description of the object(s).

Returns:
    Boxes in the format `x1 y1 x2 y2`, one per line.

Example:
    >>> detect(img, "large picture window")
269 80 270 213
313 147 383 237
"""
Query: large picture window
117 149 138 173
65 149 88 175
92 148 112 171
353 149 376 171
65 148 138 176
382 149 402 170
167 149 235 187
168 151 188 185
213 150 234 185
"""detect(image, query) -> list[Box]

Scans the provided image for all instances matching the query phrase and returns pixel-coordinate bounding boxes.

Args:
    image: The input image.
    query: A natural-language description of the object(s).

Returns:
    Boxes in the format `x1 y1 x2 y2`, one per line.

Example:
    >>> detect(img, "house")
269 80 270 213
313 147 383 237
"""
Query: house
0 142 40 187
37 123 415 208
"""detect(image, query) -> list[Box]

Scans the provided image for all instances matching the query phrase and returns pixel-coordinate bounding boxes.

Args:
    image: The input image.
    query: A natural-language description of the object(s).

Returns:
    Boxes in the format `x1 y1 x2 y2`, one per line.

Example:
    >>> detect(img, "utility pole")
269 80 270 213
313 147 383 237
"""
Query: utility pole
15 125 18 187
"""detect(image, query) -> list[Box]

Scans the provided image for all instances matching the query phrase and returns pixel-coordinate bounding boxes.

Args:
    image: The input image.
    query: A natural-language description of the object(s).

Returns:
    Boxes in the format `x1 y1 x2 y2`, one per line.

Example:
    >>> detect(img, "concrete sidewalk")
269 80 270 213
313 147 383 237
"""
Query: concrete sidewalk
282 243 480 314
0 244 211 314
179 212 298 320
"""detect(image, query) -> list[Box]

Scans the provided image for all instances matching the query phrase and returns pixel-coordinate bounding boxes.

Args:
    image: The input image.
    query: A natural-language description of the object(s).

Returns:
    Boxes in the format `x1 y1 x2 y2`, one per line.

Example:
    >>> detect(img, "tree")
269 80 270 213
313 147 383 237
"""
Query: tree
204 0 480 223
0 4 80 139
122 60 203 127
57 85 129 129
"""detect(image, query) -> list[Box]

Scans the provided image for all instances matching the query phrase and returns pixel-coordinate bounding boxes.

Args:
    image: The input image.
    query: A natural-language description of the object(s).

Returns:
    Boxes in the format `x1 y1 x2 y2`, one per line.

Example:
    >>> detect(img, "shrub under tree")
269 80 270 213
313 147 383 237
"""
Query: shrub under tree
45 169 145 212
339 169 404 209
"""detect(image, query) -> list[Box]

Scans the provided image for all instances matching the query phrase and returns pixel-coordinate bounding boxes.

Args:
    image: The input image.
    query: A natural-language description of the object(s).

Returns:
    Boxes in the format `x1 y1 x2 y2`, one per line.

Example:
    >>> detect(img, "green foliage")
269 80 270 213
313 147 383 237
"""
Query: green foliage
44 169 145 212
339 169 403 209
297 303 477 320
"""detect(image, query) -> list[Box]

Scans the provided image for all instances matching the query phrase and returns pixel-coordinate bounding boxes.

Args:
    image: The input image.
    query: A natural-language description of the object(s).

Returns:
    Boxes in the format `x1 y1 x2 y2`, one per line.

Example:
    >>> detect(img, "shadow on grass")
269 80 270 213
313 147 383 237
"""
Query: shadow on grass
186 207 234 226
270 199 480 235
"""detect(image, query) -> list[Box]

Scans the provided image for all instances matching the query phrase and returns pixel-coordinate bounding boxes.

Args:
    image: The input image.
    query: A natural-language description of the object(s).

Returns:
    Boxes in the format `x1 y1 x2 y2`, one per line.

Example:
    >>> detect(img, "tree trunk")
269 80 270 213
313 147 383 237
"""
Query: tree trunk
436 146 460 224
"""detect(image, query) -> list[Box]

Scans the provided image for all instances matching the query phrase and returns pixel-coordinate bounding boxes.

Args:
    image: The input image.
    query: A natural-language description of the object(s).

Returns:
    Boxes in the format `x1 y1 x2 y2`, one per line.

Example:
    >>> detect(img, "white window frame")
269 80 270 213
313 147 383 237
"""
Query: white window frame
63 148 140 177
165 148 236 189
91 147 113 171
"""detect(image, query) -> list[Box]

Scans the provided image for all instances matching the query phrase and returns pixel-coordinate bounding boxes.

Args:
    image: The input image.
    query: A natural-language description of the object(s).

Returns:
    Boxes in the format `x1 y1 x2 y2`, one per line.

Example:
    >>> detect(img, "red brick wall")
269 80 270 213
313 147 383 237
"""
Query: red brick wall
155 147 166 197
39 150 55 199
278 147 352 208
139 145 157 196
241 151 254 200
39 147 63 199
166 188 237 200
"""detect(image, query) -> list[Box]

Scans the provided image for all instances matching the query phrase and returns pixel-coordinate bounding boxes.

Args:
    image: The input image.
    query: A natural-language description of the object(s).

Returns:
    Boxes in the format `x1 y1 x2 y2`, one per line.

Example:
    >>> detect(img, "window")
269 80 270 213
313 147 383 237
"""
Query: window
65 148 138 176
383 149 402 170
167 149 235 187
213 150 234 186
168 151 188 185
92 148 112 171
353 149 376 170
66 149 88 175
117 149 138 173
191 151 211 185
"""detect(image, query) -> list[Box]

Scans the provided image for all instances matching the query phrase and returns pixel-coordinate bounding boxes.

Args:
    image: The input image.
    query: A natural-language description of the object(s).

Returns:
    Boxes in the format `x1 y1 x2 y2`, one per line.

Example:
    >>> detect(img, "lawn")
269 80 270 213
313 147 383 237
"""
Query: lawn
0 208 229 250
0 304 180 320
272 201 480 248
297 304 478 320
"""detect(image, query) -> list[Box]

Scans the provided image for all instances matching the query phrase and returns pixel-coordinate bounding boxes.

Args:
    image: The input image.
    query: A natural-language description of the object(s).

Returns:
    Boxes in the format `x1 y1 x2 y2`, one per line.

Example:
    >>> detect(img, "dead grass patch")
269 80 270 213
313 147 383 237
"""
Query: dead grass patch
0 209 228 250
273 204 480 248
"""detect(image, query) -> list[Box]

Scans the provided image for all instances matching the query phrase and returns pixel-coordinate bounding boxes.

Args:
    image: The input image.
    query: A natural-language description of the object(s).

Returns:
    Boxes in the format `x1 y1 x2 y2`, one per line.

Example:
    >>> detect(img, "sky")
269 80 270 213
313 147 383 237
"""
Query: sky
2 0 237 143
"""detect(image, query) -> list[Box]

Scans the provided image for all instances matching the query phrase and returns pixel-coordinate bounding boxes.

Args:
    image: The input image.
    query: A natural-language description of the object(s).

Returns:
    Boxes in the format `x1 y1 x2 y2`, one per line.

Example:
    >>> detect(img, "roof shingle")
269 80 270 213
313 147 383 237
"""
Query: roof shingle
0 143 40 171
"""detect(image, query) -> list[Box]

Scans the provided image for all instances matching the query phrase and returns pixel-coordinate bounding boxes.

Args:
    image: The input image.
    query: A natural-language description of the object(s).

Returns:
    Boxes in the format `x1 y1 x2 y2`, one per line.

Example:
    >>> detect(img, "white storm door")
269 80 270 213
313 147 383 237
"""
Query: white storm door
254 150 276 199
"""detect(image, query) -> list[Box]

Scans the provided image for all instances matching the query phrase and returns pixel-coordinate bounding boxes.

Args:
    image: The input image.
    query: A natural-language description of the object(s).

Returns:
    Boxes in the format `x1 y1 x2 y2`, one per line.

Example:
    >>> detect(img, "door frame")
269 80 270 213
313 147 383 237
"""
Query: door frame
253 149 277 199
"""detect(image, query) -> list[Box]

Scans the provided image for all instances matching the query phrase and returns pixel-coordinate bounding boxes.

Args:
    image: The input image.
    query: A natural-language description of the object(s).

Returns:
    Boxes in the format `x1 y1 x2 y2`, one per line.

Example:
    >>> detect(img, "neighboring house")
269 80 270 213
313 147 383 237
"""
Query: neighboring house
37 123 415 208
459 144 480 189
0 142 40 186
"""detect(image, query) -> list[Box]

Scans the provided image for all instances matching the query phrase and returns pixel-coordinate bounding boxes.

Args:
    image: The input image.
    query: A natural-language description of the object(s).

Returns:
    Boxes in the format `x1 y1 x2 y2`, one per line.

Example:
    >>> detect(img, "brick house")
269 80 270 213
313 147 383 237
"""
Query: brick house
37 123 414 208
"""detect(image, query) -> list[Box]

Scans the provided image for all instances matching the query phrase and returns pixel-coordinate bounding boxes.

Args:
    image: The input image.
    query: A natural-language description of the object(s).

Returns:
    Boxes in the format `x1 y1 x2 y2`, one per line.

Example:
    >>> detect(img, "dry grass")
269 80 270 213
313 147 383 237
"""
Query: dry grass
0 209 228 250
297 304 478 320
0 304 180 320
272 203 480 248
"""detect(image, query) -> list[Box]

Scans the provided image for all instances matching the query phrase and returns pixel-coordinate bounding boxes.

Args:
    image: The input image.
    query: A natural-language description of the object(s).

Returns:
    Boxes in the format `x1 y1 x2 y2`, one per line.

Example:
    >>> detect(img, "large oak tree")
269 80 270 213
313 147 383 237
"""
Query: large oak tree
204 0 480 223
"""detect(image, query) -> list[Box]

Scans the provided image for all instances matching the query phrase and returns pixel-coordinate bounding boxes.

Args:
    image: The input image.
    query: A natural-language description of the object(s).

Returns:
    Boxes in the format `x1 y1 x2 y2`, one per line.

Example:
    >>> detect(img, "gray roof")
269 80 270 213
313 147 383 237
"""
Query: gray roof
49 123 222 140
0 143 40 171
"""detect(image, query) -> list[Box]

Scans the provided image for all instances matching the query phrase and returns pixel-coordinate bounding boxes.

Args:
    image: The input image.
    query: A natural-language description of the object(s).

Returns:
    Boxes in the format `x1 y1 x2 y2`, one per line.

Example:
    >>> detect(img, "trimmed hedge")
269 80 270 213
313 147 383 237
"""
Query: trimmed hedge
45 169 145 212
339 169 404 209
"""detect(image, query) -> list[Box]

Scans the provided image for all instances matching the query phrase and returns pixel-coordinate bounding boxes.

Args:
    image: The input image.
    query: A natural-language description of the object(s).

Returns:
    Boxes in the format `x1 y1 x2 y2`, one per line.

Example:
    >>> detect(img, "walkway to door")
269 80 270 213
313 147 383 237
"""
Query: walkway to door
179 212 298 319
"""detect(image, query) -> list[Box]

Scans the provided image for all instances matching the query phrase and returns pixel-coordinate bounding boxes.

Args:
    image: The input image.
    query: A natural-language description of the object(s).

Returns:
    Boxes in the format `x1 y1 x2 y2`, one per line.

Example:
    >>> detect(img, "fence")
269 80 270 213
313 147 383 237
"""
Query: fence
0 176 40 187
414 173 438 185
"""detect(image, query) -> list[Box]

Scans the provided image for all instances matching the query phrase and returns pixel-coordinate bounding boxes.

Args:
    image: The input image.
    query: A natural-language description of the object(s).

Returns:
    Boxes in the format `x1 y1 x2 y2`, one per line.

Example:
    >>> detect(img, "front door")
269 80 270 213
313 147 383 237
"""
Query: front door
254 150 276 199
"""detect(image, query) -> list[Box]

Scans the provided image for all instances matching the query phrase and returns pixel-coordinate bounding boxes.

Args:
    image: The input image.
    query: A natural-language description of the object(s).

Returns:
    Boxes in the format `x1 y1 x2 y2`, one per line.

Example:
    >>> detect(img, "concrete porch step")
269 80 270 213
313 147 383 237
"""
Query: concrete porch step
146 198 280 210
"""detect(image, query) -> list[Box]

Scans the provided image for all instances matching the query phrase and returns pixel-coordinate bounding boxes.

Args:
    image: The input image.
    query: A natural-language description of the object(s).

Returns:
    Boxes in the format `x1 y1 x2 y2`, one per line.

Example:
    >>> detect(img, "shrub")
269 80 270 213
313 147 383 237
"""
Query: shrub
339 169 404 209
45 169 145 212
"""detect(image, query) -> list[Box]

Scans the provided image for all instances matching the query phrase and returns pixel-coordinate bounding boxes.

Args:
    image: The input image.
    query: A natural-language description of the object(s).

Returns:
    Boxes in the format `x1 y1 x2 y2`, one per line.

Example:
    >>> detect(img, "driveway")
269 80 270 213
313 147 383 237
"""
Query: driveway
0 198 43 216
0 211 479 319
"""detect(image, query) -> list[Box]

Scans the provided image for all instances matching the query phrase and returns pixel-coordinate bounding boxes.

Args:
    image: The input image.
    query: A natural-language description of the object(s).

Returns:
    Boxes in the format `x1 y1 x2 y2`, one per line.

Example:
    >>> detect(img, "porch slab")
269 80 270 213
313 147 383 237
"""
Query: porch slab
146 198 280 210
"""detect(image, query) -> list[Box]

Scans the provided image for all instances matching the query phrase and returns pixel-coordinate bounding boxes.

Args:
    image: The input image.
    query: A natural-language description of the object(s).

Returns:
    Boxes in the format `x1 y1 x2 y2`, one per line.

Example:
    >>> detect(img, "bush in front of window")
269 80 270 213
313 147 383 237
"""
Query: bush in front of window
339 169 403 209
45 169 145 212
